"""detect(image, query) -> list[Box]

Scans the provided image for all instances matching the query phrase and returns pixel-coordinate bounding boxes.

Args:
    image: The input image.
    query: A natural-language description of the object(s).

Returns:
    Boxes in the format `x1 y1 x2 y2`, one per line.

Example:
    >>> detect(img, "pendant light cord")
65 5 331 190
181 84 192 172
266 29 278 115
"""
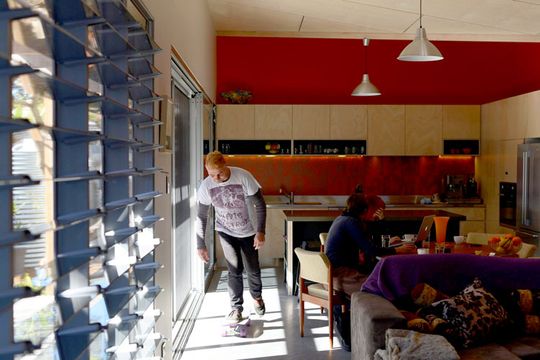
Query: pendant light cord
363 37 369 74
419 0 423 28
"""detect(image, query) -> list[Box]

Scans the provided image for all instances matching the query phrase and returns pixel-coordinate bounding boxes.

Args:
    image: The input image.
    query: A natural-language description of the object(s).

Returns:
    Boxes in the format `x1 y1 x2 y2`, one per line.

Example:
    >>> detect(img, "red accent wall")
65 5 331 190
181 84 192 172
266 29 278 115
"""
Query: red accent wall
224 156 475 195
217 36 540 105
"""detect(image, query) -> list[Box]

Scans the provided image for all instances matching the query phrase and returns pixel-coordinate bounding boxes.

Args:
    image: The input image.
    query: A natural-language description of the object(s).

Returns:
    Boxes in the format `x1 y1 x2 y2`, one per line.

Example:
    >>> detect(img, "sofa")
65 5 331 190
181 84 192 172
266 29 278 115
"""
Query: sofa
351 254 540 360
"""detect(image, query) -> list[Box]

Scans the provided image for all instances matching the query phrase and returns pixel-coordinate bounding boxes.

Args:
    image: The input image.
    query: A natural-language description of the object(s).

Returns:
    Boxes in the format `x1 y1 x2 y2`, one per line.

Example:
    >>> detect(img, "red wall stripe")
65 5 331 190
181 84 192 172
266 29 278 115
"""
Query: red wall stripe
217 36 540 105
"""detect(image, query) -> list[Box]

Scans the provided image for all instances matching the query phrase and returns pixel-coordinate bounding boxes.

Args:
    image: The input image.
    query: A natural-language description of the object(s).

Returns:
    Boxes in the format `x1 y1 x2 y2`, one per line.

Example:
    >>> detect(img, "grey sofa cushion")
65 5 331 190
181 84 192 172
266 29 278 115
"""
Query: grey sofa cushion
503 336 540 359
459 343 520 359
351 292 406 360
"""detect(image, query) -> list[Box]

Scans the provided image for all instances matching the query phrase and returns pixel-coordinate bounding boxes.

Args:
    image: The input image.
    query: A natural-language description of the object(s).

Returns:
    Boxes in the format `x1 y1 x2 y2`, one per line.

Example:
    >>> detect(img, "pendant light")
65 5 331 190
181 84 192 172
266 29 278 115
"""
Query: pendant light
398 0 443 62
351 38 381 97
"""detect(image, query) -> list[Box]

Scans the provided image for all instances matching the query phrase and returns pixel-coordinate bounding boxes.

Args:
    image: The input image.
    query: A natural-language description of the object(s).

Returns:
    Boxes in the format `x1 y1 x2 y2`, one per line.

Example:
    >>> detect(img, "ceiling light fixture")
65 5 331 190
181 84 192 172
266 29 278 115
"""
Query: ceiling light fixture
351 38 381 97
398 0 443 62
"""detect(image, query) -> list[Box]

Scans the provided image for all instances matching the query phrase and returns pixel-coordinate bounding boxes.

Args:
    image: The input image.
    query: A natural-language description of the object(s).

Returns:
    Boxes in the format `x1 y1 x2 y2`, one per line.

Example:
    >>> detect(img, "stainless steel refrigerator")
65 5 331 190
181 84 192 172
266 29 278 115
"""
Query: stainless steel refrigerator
517 141 540 255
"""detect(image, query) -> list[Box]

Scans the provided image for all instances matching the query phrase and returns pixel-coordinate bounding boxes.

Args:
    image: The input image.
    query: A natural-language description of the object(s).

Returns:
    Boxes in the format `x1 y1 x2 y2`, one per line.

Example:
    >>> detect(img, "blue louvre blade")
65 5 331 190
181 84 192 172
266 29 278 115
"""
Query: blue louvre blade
134 120 161 129
0 341 35 356
0 286 36 308
54 171 103 182
134 143 163 152
96 60 136 87
104 197 137 211
0 230 39 247
57 247 102 259
135 95 163 105
105 226 137 240
134 261 161 271
0 8 34 21
134 167 161 176
104 168 136 177
128 31 161 53
136 215 162 230
0 175 39 189
0 64 34 75
56 208 101 226
57 323 102 337
96 0 140 28
128 58 160 80
52 127 102 144
134 191 160 201
0 117 37 132
16 71 95 103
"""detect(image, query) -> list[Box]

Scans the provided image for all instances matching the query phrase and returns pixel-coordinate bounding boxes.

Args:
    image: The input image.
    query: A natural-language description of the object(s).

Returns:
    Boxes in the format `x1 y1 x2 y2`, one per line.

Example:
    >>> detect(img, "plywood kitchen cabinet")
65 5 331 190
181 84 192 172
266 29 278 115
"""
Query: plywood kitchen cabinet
442 206 486 235
216 105 255 139
292 105 330 139
367 105 405 155
329 105 368 140
500 96 528 140
405 105 442 155
525 91 540 138
254 105 292 139
258 209 286 267
498 139 521 183
442 105 481 140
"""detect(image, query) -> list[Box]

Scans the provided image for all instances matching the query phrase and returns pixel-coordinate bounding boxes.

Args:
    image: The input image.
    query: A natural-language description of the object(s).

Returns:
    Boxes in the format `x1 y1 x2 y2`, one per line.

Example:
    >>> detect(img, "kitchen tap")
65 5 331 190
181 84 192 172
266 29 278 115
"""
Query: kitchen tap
279 187 294 204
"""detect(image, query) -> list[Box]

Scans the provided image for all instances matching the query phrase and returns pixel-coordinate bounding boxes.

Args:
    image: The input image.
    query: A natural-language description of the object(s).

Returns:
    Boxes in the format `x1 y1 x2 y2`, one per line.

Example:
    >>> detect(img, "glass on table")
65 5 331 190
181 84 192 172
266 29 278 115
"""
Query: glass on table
434 216 449 253
381 234 391 248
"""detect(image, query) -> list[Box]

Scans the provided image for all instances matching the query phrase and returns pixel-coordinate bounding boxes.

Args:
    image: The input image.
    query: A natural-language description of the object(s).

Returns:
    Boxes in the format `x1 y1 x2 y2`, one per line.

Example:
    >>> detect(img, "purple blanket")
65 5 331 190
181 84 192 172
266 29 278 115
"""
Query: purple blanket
361 254 540 301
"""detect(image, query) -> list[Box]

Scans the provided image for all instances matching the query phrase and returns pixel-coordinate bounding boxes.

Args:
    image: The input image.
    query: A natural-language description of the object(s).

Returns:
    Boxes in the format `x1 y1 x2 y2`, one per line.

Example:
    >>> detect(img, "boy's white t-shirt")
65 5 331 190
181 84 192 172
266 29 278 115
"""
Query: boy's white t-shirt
197 167 261 238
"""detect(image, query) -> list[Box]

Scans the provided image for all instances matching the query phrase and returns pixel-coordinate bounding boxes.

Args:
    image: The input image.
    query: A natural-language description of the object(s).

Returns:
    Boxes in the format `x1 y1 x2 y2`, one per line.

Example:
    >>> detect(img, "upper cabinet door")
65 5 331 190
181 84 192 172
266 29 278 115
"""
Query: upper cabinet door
254 105 292 140
367 105 405 155
292 105 330 139
405 105 442 155
216 105 255 139
442 105 480 139
525 90 540 138
330 105 368 140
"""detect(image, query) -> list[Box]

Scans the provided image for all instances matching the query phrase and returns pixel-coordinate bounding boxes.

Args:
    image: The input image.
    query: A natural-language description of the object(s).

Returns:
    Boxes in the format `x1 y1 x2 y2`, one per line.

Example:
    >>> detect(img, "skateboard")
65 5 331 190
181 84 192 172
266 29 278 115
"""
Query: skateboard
221 315 251 338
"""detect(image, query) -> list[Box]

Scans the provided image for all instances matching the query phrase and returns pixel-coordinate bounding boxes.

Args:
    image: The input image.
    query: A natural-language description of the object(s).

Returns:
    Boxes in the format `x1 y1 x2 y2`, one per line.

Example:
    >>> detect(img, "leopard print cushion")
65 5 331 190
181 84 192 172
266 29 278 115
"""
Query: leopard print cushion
419 278 508 348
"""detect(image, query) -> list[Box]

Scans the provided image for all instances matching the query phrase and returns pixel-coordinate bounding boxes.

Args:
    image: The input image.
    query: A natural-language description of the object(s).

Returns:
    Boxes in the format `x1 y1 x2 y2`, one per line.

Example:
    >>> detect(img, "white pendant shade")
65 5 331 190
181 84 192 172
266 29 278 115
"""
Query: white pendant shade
398 27 443 62
351 74 381 97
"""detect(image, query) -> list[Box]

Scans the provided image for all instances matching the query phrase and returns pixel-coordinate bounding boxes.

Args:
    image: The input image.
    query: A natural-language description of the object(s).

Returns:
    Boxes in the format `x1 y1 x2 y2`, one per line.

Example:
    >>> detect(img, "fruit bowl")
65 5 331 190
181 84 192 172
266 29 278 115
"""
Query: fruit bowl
488 234 522 255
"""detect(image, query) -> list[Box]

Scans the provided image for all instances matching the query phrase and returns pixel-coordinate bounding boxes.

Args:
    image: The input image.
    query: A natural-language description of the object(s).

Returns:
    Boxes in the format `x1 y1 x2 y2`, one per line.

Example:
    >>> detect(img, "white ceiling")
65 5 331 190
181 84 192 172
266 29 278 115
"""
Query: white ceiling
207 0 540 41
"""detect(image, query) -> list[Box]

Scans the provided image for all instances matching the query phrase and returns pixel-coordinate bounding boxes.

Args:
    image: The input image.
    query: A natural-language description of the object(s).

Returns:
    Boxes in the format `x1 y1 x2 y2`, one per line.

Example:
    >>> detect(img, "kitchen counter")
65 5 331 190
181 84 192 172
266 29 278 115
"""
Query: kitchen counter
264 195 484 210
282 209 467 221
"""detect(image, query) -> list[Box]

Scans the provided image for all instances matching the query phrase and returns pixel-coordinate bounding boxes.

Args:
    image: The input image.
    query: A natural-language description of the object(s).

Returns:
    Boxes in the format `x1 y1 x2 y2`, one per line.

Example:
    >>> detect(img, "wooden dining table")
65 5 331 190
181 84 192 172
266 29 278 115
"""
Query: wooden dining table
416 242 517 257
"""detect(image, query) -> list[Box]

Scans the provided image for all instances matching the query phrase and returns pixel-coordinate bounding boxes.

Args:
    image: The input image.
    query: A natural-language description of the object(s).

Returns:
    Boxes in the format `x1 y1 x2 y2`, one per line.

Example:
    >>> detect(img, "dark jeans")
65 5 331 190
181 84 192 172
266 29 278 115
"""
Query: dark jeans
218 232 262 312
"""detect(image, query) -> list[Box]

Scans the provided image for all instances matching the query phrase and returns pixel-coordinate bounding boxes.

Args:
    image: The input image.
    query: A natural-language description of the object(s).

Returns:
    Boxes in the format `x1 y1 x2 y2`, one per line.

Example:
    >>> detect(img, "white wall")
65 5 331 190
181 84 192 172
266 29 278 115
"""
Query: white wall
143 0 216 100
141 1 215 358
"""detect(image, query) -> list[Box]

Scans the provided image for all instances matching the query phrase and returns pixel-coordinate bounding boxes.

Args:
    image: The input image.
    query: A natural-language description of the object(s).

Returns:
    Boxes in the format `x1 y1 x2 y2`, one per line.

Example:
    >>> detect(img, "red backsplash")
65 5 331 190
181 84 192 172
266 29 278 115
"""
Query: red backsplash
224 156 475 195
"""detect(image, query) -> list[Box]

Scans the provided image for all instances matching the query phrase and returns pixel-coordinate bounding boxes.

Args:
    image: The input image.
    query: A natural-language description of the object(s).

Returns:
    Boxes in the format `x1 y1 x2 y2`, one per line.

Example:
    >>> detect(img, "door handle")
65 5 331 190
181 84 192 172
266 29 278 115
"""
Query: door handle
522 151 530 226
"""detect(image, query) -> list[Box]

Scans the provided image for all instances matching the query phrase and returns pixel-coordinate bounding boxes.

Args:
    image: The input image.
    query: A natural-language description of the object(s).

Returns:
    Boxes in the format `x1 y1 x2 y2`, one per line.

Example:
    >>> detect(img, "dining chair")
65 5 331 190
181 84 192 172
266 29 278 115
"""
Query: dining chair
318 232 328 314
517 243 537 258
319 232 328 252
294 247 346 348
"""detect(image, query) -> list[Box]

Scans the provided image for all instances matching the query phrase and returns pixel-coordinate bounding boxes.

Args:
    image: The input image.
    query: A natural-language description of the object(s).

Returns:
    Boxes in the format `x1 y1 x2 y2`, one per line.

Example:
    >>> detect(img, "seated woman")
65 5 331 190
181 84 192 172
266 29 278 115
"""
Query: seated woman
325 193 416 296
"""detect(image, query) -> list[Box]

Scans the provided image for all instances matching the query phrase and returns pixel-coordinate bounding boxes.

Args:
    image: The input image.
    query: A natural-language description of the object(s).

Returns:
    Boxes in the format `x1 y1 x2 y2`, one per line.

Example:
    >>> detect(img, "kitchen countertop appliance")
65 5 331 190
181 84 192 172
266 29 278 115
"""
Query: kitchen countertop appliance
517 139 540 255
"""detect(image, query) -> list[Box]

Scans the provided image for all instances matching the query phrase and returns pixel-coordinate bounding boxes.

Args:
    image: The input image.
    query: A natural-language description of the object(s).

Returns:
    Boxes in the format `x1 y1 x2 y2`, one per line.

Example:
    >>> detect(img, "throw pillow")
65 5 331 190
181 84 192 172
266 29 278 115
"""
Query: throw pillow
411 283 449 307
496 288 540 335
419 278 508 348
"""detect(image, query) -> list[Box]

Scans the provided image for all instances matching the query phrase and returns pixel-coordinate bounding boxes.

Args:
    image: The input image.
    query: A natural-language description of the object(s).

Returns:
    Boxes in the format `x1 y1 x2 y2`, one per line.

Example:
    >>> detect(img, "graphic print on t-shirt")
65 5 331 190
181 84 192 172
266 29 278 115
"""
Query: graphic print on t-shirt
209 184 254 236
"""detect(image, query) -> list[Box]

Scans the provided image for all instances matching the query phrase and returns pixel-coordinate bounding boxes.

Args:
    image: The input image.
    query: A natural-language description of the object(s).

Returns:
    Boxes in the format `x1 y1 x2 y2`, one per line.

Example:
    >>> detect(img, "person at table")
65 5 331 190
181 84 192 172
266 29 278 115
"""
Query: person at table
354 184 400 245
325 193 416 296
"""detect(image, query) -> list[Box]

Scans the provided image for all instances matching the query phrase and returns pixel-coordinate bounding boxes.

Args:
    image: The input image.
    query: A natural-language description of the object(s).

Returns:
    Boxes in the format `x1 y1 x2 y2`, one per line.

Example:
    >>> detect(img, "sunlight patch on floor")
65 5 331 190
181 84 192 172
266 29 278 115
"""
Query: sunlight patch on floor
181 267 349 360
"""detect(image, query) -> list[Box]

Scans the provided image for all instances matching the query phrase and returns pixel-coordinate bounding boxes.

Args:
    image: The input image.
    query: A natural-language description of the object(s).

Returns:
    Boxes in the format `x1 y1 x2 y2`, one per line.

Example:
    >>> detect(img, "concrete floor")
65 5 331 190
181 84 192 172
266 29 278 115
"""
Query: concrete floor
181 267 351 360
